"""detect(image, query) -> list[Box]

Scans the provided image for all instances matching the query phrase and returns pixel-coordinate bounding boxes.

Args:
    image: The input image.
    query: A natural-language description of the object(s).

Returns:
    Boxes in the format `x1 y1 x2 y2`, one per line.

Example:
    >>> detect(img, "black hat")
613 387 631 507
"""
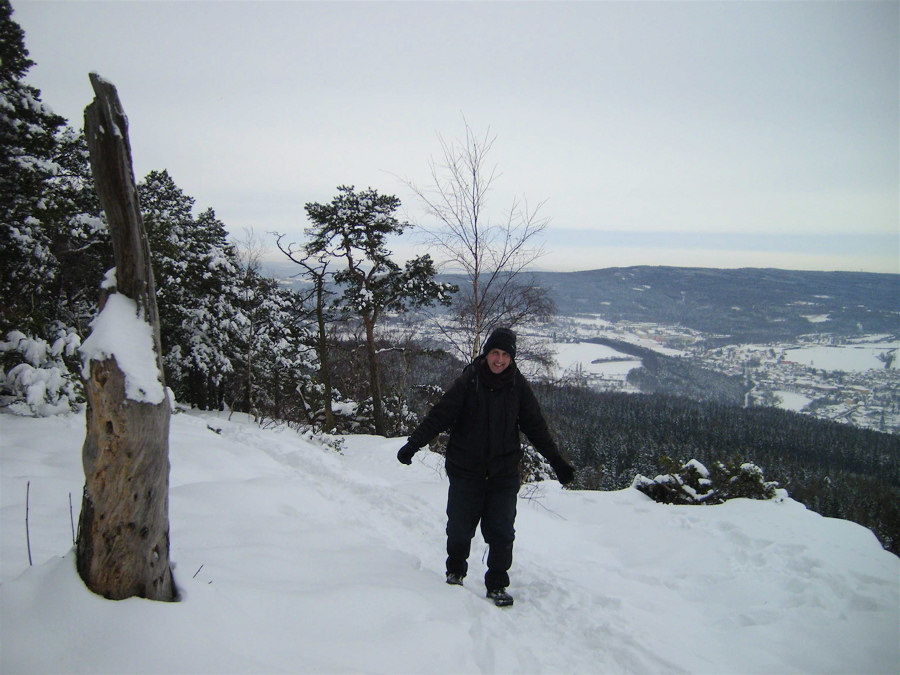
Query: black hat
482 327 517 359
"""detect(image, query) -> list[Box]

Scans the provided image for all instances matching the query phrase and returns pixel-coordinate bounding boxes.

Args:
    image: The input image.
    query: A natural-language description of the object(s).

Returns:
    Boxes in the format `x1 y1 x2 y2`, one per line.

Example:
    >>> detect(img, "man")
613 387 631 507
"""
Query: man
397 327 575 607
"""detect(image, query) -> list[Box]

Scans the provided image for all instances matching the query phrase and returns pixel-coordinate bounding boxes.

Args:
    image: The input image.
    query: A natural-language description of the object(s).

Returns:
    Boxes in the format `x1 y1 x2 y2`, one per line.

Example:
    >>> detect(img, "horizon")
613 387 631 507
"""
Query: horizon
11 0 899 275
262 258 900 279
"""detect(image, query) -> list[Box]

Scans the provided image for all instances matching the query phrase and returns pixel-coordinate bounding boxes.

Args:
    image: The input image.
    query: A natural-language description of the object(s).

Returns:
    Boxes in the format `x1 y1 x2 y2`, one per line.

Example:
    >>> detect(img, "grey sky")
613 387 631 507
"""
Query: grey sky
12 0 899 274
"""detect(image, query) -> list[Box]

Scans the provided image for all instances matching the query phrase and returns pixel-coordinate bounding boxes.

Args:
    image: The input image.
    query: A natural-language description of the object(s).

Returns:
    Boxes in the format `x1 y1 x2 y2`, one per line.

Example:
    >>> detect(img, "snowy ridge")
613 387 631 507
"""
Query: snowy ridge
1 409 897 674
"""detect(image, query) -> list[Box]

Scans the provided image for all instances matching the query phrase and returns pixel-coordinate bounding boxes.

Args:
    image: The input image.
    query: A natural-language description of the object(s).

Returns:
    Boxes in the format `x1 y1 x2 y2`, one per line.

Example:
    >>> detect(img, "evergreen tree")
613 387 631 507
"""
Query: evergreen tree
0 123 112 415
275 233 341 431
137 170 239 407
304 185 455 436
43 127 110 333
228 266 317 422
177 207 240 409
0 4 109 415
0 0 66 337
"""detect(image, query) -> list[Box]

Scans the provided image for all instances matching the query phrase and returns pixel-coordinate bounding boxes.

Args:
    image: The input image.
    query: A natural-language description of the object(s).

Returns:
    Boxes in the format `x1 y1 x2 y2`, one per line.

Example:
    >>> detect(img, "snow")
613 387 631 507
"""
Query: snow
78 293 166 404
550 341 642 384
784 341 899 372
774 390 813 412
2 409 897 674
684 458 710 478
3 330 47 366
100 266 116 290
0 331 81 417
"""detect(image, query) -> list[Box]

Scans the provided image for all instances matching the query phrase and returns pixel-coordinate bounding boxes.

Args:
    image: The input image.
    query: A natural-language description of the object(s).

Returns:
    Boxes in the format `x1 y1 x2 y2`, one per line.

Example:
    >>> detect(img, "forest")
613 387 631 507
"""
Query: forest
533 385 900 554
2 1 897 558
587 337 750 404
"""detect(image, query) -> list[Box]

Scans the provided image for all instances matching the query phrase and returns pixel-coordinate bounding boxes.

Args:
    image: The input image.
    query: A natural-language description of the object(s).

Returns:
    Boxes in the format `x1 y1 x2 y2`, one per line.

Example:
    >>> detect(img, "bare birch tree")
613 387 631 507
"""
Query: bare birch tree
405 120 556 367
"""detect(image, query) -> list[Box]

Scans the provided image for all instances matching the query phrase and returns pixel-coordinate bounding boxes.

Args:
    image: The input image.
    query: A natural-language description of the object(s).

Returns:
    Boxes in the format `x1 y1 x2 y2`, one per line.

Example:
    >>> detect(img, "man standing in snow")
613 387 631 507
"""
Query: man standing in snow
397 327 575 607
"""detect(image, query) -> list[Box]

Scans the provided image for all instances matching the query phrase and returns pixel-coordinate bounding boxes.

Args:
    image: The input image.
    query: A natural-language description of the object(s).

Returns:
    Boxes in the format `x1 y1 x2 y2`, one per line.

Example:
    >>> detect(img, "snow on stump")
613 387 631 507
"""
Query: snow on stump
76 73 176 601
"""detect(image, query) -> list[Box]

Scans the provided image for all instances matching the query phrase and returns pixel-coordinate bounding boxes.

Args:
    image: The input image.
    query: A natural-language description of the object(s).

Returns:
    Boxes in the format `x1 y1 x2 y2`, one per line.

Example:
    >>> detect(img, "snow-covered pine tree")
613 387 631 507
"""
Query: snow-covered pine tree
0 2 65 340
137 171 240 409
43 127 110 333
172 206 239 410
710 460 780 501
0 4 107 415
227 261 318 422
274 233 342 431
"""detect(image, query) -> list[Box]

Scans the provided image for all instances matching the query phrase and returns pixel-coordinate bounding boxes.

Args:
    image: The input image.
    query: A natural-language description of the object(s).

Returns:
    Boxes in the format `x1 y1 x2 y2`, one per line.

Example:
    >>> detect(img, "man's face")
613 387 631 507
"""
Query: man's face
486 348 511 374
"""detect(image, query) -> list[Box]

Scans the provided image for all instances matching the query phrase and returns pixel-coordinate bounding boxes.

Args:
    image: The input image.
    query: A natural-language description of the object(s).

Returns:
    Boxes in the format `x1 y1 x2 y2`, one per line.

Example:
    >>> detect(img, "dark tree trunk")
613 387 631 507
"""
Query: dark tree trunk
315 280 335 431
76 73 176 601
362 314 385 436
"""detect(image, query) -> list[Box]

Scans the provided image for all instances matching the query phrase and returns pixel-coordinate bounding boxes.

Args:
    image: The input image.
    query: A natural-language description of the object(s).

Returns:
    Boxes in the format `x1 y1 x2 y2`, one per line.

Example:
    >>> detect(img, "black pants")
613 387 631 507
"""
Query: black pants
445 472 519 591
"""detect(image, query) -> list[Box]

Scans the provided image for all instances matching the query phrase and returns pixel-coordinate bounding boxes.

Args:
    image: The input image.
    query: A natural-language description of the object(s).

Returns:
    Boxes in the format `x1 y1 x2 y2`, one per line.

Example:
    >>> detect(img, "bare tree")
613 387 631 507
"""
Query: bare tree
77 73 176 601
275 232 338 431
405 119 555 364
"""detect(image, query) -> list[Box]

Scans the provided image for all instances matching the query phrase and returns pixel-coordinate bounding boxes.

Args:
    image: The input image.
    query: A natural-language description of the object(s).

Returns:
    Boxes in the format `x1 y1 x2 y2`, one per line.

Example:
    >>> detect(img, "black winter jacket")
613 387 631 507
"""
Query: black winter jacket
407 357 563 480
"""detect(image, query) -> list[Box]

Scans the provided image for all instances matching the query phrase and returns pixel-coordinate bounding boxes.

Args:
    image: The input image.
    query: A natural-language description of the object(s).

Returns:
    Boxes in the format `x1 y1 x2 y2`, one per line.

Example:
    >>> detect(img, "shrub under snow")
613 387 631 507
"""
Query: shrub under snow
633 458 781 505
0 328 82 416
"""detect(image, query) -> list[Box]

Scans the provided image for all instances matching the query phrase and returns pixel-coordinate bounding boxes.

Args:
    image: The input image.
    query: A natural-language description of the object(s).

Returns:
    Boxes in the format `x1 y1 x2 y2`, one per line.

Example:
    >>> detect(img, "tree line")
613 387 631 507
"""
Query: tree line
534 384 900 554
588 337 749 404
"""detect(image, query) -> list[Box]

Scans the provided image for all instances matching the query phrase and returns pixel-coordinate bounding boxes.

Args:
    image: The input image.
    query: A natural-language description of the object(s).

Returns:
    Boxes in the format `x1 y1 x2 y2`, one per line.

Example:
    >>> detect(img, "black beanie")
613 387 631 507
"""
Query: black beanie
482 327 517 359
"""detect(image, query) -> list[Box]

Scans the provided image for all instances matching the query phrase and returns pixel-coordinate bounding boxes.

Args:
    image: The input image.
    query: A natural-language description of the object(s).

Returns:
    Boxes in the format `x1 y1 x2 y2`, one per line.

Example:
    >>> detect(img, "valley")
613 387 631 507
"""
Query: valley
531 314 899 434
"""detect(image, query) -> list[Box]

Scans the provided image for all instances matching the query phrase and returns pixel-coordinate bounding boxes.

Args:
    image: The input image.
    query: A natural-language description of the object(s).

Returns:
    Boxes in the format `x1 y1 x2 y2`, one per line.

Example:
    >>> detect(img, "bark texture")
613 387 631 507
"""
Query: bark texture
76 73 175 601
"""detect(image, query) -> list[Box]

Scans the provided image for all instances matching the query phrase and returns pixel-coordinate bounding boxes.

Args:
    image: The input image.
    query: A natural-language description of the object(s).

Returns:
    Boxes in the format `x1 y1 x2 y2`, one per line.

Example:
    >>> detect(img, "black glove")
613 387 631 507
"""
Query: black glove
551 458 576 485
397 442 419 465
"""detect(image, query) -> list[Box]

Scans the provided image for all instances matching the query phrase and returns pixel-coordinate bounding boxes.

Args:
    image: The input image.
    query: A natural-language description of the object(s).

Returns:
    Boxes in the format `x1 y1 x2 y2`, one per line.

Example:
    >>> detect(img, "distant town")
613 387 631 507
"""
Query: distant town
537 315 900 435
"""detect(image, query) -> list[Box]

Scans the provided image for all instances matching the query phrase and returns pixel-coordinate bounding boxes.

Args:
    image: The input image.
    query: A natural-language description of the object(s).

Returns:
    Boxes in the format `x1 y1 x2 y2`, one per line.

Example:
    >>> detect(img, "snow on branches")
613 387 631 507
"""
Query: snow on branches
633 458 782 505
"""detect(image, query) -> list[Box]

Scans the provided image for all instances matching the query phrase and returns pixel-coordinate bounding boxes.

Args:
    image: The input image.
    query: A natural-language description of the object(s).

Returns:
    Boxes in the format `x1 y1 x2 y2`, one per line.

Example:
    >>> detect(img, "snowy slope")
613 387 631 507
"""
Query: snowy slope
1 409 897 674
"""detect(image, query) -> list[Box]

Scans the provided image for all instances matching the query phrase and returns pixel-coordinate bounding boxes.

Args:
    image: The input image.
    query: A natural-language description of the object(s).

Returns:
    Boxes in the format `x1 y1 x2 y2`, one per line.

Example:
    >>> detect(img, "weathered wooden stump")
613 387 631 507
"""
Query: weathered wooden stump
76 73 176 601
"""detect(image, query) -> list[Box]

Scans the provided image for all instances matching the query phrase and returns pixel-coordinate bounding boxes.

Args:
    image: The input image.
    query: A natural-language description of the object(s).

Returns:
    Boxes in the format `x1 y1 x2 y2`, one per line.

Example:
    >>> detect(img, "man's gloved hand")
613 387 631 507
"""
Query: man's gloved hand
551 458 576 485
397 442 419 465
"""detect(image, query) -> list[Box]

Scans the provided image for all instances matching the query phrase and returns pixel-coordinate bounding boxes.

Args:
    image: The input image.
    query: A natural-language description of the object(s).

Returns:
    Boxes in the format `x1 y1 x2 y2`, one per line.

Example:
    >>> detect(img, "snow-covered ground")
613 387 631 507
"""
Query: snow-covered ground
549 341 642 385
773 390 813 412
2 409 898 674
543 332 899 428
784 341 898 372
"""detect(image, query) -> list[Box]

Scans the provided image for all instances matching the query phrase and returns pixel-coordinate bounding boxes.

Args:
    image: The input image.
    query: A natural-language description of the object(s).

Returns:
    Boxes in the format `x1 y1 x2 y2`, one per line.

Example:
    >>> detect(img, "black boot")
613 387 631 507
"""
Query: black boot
486 588 514 607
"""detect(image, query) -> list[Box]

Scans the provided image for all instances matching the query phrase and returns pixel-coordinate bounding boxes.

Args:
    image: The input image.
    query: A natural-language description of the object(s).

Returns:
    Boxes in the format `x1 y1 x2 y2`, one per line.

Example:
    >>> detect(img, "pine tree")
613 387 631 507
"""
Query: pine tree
137 171 239 407
0 0 66 336
305 185 455 435
0 4 109 415
44 127 110 333
274 233 340 430
228 266 317 422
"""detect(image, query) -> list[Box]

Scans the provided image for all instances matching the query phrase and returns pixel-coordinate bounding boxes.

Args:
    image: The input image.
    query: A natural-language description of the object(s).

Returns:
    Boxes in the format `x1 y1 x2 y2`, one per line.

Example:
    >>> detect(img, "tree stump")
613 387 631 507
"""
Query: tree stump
76 73 176 601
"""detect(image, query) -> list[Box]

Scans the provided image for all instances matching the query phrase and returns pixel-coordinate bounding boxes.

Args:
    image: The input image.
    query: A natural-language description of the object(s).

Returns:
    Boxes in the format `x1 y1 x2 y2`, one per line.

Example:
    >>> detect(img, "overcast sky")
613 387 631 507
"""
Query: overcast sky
12 0 899 274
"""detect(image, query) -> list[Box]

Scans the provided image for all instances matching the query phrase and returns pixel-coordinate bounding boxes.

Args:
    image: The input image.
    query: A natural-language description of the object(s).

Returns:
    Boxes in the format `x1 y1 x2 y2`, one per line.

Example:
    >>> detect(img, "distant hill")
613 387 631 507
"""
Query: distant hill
264 261 899 344
527 266 899 344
